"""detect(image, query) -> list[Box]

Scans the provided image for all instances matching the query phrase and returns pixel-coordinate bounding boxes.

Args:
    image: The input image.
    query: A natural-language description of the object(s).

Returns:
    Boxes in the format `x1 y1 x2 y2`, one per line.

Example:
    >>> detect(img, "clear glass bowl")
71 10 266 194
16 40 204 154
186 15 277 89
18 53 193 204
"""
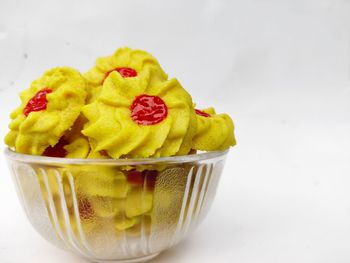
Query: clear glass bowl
4 148 228 263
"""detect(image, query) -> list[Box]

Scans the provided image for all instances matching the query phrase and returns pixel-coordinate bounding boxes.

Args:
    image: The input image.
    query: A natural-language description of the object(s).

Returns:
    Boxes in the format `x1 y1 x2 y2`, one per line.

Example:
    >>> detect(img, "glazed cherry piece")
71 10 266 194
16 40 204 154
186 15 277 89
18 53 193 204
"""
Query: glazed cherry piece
23 88 53 116
143 170 157 190
127 170 145 185
78 198 94 220
115 67 137 78
130 95 168 126
195 109 211 118
43 137 68 158
99 150 109 157
104 67 137 81
127 170 157 190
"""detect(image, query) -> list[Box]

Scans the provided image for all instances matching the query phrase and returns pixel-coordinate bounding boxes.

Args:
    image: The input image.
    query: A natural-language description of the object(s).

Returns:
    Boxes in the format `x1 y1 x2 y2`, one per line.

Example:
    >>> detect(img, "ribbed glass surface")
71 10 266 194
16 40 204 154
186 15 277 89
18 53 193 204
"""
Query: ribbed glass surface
5 149 227 263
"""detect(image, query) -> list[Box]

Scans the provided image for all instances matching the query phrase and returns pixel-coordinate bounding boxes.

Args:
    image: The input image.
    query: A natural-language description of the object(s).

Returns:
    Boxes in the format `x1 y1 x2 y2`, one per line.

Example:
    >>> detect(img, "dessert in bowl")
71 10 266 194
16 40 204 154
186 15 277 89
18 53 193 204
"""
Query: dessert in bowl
4 47 236 263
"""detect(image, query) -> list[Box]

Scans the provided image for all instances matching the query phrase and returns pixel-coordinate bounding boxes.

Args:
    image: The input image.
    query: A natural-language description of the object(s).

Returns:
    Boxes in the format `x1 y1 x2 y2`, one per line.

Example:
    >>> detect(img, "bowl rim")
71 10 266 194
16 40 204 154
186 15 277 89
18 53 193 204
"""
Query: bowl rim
4 147 229 166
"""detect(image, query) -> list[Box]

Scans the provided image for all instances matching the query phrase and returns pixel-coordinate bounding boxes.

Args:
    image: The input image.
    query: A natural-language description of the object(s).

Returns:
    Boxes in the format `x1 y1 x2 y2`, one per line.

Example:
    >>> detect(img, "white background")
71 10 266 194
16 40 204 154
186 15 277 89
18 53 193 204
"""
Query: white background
1 0 350 262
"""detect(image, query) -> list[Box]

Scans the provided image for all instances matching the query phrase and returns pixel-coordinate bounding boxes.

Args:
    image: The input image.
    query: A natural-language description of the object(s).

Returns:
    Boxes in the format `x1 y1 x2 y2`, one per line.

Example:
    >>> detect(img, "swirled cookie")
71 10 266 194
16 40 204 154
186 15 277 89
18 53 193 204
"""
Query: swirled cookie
192 108 236 151
5 67 87 155
82 70 194 158
84 47 168 103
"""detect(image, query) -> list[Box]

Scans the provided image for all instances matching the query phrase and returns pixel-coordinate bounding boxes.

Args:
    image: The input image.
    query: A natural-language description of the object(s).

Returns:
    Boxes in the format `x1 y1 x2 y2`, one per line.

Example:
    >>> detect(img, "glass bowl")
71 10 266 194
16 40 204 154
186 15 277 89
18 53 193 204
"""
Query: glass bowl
4 148 228 263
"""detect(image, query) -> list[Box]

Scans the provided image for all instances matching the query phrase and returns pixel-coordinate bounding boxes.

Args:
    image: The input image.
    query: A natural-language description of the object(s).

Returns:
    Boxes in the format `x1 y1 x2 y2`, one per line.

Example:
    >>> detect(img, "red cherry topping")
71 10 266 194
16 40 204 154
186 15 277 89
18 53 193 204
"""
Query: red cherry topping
130 95 168 125
104 67 137 82
115 67 137 78
78 198 94 220
99 150 109 157
127 170 145 185
127 170 157 190
23 88 53 116
195 109 211 118
143 170 157 190
43 137 68 158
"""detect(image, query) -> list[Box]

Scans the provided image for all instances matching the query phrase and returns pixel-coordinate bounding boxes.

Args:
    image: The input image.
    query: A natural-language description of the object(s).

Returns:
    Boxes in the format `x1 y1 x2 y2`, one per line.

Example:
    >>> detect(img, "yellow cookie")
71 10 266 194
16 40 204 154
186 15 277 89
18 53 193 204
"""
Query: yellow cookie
192 107 236 151
84 47 168 103
82 70 194 158
4 67 87 155
72 166 129 199
125 185 153 218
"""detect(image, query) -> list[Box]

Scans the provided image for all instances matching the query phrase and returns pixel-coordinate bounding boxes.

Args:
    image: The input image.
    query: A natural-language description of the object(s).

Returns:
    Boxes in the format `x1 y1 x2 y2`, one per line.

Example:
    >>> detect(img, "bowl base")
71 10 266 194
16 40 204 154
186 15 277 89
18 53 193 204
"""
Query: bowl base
92 253 160 263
